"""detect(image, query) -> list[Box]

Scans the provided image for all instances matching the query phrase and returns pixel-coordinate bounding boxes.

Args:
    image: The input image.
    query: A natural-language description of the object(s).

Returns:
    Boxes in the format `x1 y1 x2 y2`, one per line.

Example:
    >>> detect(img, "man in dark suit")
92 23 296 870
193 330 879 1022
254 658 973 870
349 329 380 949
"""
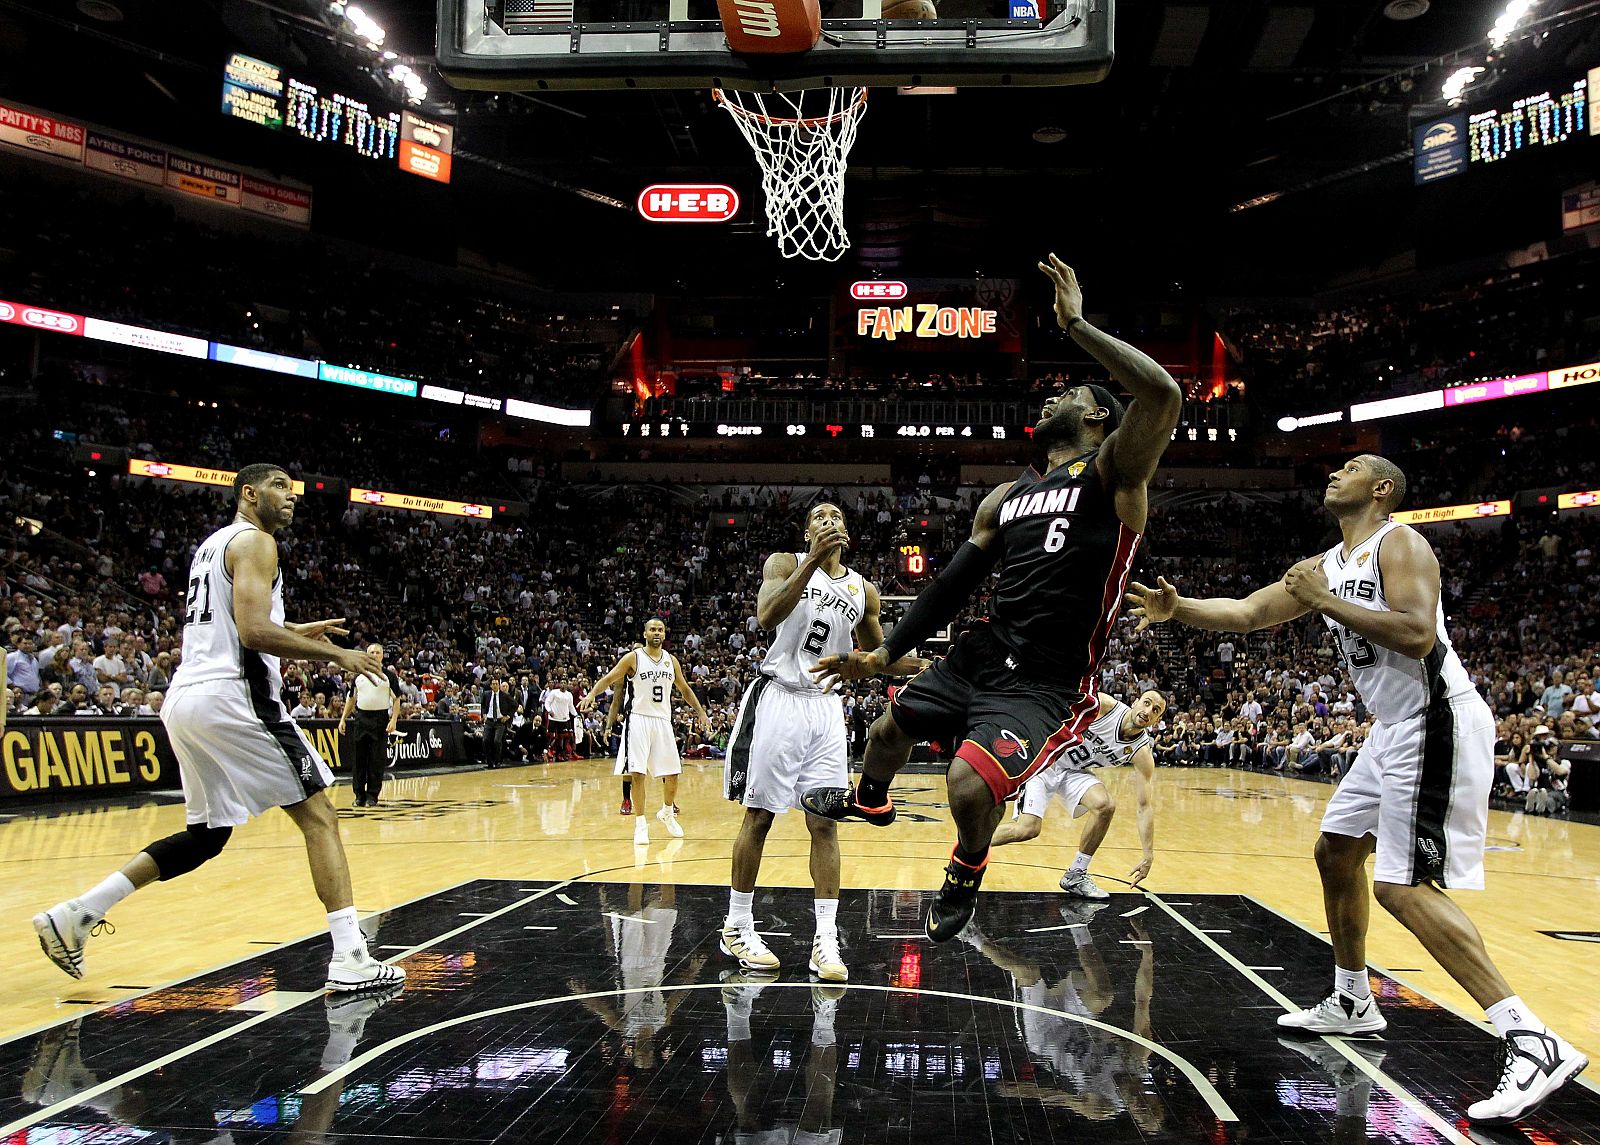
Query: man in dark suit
511 674 542 763
481 678 512 768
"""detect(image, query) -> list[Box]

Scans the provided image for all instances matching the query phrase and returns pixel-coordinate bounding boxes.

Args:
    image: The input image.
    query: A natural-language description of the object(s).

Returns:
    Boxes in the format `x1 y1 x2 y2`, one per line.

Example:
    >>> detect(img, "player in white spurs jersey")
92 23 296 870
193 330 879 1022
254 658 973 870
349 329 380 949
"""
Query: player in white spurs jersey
991 690 1164 901
580 619 710 845
31 464 404 994
719 503 927 980
1127 455 1587 1125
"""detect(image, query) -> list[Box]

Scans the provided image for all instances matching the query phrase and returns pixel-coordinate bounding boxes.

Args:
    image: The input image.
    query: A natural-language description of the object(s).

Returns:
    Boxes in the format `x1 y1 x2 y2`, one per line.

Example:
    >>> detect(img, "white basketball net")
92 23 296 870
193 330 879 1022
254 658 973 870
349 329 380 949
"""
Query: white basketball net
713 87 867 263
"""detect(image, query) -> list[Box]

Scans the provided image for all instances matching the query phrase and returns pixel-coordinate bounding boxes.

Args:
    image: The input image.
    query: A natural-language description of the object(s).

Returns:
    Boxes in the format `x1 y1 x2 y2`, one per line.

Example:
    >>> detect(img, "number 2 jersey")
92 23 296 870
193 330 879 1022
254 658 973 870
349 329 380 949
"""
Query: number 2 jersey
1319 520 1475 724
761 558 866 692
988 452 1142 690
169 521 289 714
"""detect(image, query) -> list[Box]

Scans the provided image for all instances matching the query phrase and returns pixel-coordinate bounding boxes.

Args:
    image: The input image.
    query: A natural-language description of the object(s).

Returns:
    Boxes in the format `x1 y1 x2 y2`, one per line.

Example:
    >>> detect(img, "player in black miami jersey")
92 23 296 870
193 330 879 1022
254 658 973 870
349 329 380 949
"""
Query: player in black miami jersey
804 254 1183 942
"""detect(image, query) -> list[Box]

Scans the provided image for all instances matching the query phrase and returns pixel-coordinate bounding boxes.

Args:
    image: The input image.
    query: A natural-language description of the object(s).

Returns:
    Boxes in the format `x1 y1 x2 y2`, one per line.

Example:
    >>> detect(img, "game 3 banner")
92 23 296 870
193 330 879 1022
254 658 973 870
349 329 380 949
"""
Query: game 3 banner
1 719 175 802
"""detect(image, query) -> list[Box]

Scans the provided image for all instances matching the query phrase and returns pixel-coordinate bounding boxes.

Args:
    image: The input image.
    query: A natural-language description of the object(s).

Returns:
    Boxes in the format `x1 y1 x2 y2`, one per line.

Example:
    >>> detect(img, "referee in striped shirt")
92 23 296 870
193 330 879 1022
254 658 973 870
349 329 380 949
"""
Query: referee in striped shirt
339 644 402 807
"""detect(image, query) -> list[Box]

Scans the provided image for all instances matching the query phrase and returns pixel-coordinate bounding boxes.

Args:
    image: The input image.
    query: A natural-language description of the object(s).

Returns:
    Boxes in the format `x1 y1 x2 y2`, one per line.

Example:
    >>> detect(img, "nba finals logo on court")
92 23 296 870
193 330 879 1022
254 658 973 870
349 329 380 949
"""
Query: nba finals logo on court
1067 461 1087 478
991 730 1031 761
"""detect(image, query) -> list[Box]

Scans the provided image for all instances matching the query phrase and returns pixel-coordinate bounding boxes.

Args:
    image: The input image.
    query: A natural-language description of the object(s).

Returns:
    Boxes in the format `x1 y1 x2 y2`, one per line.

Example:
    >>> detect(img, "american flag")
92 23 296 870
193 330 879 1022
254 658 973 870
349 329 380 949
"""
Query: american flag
504 0 575 23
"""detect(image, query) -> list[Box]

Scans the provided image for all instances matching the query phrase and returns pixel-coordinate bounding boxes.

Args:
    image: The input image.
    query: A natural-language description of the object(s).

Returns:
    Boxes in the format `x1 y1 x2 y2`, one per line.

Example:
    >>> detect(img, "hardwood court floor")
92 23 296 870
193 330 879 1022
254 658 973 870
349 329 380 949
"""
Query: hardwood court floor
3 758 1597 1073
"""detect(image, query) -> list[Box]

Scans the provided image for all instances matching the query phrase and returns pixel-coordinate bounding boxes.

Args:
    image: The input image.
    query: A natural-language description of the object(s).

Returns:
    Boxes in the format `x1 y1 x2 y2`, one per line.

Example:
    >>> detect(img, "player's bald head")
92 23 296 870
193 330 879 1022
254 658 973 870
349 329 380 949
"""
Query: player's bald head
1355 454 1407 509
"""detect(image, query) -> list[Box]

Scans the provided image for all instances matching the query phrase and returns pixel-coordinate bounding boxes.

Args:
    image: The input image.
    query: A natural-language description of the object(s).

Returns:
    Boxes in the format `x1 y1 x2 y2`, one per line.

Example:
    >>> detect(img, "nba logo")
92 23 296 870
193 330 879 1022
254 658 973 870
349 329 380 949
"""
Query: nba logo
1009 0 1039 16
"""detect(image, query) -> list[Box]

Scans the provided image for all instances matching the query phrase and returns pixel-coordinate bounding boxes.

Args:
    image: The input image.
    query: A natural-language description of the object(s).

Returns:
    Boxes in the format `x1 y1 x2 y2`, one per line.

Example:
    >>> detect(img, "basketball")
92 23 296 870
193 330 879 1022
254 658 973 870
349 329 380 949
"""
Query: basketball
882 0 938 18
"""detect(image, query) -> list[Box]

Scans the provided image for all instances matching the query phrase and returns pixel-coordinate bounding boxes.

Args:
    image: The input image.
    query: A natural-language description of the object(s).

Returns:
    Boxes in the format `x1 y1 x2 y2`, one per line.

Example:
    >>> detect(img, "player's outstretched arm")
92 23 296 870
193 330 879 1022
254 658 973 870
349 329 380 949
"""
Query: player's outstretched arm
579 654 634 711
1125 573 1307 635
853 583 930 677
1038 254 1183 489
228 531 382 677
1285 533 1439 659
810 484 1009 690
1128 747 1157 887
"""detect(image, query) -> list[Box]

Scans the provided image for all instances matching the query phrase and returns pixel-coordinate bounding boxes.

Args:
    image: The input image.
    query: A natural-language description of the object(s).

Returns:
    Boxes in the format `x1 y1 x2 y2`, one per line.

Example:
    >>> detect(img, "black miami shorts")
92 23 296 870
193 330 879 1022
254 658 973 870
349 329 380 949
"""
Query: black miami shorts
889 622 1099 804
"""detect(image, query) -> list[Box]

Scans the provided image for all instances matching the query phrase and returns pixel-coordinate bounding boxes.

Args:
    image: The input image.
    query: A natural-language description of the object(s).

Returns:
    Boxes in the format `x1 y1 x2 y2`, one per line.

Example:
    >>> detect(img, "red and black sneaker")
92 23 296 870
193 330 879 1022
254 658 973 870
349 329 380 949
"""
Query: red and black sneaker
927 848 988 942
800 785 896 827
620 799 633 815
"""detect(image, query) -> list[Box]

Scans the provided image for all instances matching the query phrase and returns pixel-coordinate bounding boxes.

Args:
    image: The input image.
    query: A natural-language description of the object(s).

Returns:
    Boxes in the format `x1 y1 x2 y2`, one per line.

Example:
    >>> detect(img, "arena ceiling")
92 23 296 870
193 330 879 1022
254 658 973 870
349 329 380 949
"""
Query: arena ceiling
2 0 1597 290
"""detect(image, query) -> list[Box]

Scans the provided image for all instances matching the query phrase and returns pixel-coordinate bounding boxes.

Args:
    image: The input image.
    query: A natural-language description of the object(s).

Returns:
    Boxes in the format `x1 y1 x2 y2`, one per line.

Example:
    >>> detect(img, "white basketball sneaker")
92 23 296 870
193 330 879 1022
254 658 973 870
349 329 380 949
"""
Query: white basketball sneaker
32 900 111 981
809 933 848 983
633 817 649 845
719 922 781 971
656 806 684 838
1467 1028 1589 1124
326 946 407 993
1277 991 1387 1036
1058 869 1111 901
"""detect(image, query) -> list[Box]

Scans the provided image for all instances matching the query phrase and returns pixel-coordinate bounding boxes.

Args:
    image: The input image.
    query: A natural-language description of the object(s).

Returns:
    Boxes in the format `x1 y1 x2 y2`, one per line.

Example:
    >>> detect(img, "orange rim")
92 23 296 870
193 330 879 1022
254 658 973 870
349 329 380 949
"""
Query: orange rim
712 87 868 129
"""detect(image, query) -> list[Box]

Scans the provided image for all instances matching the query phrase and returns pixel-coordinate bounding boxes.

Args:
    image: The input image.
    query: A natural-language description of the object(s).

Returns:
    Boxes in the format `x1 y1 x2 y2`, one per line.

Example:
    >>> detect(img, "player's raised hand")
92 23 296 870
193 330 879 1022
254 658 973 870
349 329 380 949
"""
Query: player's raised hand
337 644 384 683
578 695 597 714
1125 576 1179 631
290 617 349 643
810 647 890 692
807 522 849 560
1037 253 1084 329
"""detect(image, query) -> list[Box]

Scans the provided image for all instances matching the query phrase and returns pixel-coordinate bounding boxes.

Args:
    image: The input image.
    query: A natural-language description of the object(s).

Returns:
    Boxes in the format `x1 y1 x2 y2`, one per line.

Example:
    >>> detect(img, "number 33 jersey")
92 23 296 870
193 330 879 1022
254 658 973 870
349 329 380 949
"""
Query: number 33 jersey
170 521 287 707
761 558 866 692
1319 521 1474 724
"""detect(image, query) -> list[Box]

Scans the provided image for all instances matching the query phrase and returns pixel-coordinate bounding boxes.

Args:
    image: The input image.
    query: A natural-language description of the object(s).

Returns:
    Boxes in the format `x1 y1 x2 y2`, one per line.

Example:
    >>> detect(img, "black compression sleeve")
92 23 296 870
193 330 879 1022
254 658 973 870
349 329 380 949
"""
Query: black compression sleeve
882 541 999 663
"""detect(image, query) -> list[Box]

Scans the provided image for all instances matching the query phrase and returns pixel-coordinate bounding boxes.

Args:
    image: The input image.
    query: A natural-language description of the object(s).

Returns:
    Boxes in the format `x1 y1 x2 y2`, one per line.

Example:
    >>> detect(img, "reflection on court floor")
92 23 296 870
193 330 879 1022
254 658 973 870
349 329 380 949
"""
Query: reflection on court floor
3 880 1596 1144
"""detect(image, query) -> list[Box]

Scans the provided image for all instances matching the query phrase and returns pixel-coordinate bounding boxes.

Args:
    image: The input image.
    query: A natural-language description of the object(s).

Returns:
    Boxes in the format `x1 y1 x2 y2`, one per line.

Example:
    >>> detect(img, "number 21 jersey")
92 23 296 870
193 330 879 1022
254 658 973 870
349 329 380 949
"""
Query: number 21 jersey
761 558 865 692
170 521 288 710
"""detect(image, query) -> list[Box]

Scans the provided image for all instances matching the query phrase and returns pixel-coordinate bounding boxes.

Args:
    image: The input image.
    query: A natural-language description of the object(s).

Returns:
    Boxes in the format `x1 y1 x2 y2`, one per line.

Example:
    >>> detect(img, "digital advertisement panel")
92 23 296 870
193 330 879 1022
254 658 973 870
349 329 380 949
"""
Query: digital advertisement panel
838 278 1023 352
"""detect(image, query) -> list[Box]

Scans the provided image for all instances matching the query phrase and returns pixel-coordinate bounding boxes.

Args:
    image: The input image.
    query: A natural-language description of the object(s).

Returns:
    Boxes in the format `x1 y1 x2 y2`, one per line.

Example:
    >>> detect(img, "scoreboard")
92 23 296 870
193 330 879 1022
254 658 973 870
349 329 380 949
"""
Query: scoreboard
222 54 451 183
1468 74 1591 165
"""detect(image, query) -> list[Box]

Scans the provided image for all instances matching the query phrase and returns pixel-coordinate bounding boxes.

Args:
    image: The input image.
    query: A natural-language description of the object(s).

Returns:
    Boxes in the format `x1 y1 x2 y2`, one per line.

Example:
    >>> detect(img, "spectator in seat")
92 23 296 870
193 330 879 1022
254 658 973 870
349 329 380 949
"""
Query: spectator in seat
1540 671 1573 719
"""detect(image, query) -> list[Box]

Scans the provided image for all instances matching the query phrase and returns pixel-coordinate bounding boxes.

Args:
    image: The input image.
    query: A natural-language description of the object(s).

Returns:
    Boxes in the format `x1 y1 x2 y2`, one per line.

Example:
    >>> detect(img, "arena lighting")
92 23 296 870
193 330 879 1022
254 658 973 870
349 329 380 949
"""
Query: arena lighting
1275 411 1344 432
1443 66 1486 104
1349 357 1600 424
1488 0 1537 50
1390 499 1512 525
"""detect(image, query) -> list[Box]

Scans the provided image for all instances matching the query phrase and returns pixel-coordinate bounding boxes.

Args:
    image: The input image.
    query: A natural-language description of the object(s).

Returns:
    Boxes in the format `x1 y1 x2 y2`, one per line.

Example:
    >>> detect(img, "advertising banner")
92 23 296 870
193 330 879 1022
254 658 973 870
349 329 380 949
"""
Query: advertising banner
296 720 467 772
84 131 167 187
167 154 244 205
839 277 1023 351
348 487 495 519
1412 113 1467 184
399 111 454 184
0 101 86 162
1390 500 1512 525
128 458 306 496
241 177 313 226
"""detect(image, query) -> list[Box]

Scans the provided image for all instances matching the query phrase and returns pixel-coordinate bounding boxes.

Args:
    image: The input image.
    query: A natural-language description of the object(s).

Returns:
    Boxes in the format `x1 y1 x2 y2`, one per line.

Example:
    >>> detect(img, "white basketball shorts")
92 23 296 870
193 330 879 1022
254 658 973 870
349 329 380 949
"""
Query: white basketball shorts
1017 766 1103 821
724 676 847 815
1321 691 1494 889
162 680 334 829
616 714 681 778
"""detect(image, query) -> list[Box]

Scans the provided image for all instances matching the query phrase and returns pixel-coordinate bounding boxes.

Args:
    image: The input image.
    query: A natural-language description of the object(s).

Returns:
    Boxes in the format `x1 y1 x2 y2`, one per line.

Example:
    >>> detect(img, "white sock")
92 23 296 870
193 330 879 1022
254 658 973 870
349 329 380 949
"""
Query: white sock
327 907 364 955
1334 965 1371 1000
79 873 136 919
1486 995 1541 1037
1069 852 1092 874
727 889 754 929
813 897 839 938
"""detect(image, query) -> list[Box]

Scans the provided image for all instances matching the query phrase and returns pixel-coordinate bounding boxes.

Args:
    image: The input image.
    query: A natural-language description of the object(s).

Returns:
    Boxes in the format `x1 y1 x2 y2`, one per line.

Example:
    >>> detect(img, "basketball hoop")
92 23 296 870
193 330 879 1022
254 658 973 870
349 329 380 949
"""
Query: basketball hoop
713 87 867 263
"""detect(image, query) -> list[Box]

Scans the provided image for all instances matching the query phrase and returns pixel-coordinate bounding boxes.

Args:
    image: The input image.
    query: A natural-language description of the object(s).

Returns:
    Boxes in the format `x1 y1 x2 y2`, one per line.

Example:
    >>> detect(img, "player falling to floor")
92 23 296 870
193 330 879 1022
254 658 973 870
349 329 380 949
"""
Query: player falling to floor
1126 455 1588 1125
804 254 1182 942
992 690 1163 899
580 619 710 844
31 464 405 993
720 502 927 982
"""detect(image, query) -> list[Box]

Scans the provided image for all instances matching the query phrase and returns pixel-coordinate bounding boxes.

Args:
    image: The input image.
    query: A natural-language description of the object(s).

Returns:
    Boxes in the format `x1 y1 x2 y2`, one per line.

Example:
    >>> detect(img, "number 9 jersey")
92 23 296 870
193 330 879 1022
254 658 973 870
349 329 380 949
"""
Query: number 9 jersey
760 557 866 692
1319 521 1475 724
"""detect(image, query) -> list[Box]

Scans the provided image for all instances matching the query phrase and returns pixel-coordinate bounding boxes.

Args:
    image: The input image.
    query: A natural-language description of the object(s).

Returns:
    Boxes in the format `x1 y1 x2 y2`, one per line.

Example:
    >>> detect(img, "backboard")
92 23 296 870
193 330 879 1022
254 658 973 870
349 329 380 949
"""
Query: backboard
436 0 1113 92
